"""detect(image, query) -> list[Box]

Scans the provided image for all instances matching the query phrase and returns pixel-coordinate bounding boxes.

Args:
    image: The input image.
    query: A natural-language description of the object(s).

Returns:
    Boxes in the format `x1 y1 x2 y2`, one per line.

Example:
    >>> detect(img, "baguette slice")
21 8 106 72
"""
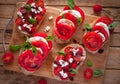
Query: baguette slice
52 44 86 81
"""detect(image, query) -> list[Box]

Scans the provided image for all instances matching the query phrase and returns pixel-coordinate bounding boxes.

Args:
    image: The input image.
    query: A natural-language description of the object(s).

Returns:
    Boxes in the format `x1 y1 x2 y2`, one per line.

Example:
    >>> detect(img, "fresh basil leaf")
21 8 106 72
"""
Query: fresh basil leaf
32 46 37 56
94 70 102 77
57 51 66 56
77 17 82 24
26 36 30 42
61 14 65 18
26 4 31 12
46 36 54 41
108 22 118 30
28 18 36 24
87 59 93 67
85 23 92 31
69 69 78 74
10 45 21 51
22 42 31 50
67 0 75 10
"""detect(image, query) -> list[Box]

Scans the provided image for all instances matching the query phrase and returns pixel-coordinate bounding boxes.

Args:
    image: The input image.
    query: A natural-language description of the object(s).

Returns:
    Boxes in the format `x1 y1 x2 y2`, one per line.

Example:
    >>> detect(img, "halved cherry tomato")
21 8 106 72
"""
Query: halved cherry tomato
18 50 43 71
84 68 93 80
55 23 75 40
2 52 14 64
63 5 85 24
82 32 103 51
92 25 108 42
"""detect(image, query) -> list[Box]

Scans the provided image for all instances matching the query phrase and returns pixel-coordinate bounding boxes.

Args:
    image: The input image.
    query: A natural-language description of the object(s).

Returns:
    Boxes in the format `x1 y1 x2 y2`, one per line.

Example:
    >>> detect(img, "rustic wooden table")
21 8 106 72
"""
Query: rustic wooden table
0 0 120 84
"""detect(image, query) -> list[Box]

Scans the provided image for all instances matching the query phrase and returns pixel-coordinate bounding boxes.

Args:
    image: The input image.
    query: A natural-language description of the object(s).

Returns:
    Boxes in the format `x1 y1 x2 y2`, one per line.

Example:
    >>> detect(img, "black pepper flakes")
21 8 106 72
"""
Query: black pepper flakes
98 49 104 54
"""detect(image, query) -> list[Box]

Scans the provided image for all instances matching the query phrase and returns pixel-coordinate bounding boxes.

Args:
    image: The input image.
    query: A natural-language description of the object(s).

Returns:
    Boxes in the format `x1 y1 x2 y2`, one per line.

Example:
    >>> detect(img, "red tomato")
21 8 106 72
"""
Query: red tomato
64 46 73 54
56 13 77 27
35 0 44 7
55 55 65 65
84 68 93 79
15 17 23 25
27 0 34 4
2 52 14 64
95 16 113 25
54 66 62 76
55 23 75 40
82 32 103 51
18 50 43 71
92 25 109 42
31 41 49 60
63 5 85 24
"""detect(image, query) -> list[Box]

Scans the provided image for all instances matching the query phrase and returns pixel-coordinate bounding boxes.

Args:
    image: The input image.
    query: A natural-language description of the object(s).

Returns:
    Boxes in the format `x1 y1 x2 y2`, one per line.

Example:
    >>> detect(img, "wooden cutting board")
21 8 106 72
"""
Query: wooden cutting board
4 2 110 84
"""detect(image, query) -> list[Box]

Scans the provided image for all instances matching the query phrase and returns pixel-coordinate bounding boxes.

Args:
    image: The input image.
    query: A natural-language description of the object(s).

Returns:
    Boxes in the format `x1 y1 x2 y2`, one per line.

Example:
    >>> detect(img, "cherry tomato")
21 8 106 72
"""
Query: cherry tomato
2 52 14 64
84 68 93 79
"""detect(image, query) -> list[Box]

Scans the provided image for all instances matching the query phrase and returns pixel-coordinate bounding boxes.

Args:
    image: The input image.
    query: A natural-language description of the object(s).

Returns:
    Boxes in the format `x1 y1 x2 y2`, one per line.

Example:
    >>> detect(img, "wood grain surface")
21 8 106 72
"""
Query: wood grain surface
0 0 120 84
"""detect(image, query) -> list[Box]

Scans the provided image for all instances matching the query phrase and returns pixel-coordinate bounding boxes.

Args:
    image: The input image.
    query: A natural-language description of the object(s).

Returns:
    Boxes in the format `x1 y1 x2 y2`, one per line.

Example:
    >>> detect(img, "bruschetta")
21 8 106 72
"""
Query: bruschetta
52 44 86 81
15 0 46 36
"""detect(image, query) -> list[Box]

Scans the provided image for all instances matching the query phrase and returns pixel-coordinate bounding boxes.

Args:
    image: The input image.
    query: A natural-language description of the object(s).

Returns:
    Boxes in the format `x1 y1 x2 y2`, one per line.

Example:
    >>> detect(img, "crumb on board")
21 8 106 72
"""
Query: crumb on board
48 16 53 20
44 26 51 32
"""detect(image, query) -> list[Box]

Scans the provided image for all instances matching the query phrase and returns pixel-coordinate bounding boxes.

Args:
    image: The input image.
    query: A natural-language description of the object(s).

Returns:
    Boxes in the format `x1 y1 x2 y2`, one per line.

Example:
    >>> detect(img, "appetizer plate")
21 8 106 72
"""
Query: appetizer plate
4 2 110 84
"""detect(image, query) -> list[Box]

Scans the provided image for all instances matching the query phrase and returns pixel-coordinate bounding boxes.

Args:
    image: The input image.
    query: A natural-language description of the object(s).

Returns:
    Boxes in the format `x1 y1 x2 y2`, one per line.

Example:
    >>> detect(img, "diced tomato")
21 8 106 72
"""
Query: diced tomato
92 25 109 42
35 14 43 21
2 52 14 64
54 66 62 76
84 68 93 80
64 46 73 54
71 61 77 69
38 79 47 84
30 26 36 34
82 32 103 51
18 50 43 71
65 54 73 63
35 0 44 7
27 0 34 4
15 17 23 25
55 55 65 65
20 7 26 15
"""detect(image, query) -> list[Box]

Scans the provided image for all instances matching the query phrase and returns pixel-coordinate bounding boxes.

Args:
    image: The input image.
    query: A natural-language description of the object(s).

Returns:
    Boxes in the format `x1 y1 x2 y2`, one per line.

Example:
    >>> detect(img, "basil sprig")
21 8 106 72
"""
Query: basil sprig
87 59 93 67
26 4 31 12
67 0 75 10
46 36 54 41
10 45 21 51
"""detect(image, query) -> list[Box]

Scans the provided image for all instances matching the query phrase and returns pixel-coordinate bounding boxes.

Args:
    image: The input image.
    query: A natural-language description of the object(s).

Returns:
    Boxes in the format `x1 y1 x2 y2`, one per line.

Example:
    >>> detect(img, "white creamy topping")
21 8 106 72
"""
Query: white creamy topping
53 64 57 67
59 70 68 78
69 58 73 63
44 26 50 32
23 24 33 31
48 16 53 20
57 18 75 27
98 32 106 42
22 19 25 22
29 36 48 46
71 48 79 56
59 60 69 67
95 22 110 36
60 10 81 18
31 2 36 7
36 48 43 54
38 7 43 12
17 11 23 18
18 26 22 30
